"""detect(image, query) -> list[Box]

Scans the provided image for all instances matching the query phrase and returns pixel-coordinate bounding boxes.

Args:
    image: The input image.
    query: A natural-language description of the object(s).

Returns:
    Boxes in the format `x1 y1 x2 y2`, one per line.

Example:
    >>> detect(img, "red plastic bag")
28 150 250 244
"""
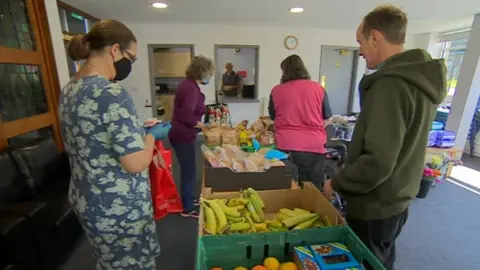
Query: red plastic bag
149 141 183 219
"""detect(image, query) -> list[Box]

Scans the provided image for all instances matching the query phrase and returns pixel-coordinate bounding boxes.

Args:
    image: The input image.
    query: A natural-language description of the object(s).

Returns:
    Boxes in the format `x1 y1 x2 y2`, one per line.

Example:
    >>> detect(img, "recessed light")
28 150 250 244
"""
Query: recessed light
152 2 168 9
289 7 304 13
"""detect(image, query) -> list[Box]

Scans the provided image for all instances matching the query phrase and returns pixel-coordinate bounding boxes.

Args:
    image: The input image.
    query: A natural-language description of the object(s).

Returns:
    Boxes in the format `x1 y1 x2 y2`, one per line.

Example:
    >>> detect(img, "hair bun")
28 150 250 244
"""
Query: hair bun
68 34 90 61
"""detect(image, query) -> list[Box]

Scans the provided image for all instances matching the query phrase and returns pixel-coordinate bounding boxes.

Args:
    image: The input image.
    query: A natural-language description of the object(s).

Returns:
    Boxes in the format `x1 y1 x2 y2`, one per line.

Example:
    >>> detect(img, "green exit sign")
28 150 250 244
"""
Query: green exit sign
71 12 84 21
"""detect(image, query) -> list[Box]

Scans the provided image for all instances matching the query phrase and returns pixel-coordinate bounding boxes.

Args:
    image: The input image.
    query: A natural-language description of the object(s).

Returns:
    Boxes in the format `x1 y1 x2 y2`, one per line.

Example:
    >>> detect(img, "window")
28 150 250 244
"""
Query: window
437 30 470 105
0 0 62 150
440 39 468 99
57 1 100 77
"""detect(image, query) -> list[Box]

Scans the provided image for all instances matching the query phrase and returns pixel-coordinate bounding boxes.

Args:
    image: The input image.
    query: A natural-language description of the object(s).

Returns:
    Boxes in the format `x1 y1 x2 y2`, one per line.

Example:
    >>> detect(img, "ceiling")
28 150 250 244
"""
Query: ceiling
62 0 479 33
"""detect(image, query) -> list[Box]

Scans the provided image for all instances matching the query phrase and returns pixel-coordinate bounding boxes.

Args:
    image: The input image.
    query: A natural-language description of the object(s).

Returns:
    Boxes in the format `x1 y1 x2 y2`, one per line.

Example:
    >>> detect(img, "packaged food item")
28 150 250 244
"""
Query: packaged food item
293 246 320 270
244 159 259 172
309 243 365 270
218 159 233 169
221 128 238 145
258 131 275 146
231 158 246 172
223 145 245 160
236 120 249 131
144 118 161 128
213 146 230 161
251 118 265 133
270 159 285 167
204 127 221 147
261 116 275 132
201 145 220 167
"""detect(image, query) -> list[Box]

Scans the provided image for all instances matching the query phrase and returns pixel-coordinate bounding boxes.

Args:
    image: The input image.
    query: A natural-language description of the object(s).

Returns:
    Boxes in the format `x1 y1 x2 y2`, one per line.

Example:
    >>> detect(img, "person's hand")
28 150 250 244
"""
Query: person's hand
147 121 171 140
195 122 205 128
323 179 335 200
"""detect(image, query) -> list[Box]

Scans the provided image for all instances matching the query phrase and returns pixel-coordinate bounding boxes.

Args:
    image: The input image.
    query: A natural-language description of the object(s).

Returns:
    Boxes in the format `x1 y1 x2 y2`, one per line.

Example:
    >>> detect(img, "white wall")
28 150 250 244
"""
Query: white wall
412 32 443 58
44 0 415 123
45 0 70 87
120 23 368 122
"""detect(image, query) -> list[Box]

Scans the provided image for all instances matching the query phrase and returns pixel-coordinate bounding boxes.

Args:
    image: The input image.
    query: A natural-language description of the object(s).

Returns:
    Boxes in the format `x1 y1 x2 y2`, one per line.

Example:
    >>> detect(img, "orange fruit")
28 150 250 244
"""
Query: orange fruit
264 257 280 270
209 268 223 270
252 265 267 270
233 267 248 270
279 262 298 270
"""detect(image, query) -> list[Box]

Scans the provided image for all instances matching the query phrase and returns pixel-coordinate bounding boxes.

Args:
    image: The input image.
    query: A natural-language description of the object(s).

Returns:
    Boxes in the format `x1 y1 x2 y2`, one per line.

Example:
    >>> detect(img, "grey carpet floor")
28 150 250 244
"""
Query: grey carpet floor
61 141 480 270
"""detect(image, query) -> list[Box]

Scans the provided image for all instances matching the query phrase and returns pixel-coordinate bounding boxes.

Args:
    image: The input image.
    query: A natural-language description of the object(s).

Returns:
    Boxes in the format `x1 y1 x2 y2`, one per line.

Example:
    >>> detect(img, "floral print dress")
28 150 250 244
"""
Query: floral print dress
58 75 160 270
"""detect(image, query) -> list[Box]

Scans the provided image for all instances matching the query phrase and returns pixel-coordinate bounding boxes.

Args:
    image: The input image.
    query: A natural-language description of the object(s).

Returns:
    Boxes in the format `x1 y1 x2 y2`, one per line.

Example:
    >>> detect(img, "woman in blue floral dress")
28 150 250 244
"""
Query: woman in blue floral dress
58 20 169 270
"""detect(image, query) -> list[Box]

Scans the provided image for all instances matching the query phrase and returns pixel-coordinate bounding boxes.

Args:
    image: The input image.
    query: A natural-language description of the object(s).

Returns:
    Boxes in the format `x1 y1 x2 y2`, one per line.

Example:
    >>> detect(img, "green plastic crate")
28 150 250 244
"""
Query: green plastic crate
195 226 385 270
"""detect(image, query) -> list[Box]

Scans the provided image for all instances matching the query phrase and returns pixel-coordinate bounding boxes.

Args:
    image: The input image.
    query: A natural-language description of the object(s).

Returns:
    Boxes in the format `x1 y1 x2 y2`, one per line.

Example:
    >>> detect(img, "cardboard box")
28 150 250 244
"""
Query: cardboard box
203 160 293 192
199 182 345 237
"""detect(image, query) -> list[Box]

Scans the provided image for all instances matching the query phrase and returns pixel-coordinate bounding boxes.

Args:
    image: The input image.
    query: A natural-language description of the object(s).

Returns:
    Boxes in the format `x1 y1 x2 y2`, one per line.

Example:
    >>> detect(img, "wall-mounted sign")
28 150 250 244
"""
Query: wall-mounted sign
71 12 84 21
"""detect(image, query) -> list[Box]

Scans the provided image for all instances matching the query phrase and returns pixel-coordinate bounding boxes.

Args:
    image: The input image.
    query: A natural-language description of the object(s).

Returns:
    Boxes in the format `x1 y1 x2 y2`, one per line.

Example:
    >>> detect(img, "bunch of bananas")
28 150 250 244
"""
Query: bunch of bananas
201 188 333 235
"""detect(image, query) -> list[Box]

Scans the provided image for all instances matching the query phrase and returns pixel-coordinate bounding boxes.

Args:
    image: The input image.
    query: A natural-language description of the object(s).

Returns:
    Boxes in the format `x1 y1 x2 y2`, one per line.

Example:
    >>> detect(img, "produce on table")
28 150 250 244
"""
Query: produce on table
209 268 223 270
201 188 333 235
264 257 280 270
233 267 248 270
252 266 267 270
279 262 298 270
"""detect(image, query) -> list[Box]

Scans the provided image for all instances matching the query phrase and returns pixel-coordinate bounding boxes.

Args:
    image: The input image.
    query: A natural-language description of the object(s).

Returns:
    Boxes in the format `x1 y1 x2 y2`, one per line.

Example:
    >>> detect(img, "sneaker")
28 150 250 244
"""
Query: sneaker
180 209 199 218
193 199 200 206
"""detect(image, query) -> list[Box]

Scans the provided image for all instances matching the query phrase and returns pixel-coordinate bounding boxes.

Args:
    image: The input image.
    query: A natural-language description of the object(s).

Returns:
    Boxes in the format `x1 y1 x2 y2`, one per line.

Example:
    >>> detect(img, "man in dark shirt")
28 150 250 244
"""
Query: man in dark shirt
221 62 242 97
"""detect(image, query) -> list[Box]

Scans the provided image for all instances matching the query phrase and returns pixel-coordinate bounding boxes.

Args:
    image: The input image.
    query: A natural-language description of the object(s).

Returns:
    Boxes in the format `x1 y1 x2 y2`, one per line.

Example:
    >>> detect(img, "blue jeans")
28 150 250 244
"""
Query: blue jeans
172 142 196 212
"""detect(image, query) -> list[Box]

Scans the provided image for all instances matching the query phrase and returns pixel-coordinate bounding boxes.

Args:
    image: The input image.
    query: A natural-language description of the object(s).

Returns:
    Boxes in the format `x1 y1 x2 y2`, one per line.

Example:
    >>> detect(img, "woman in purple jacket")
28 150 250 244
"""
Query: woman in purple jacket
169 55 215 218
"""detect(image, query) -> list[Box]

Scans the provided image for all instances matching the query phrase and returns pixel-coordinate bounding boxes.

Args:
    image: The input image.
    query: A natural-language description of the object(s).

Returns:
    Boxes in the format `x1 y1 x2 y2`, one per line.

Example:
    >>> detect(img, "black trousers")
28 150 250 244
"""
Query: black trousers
347 208 409 270
280 150 325 188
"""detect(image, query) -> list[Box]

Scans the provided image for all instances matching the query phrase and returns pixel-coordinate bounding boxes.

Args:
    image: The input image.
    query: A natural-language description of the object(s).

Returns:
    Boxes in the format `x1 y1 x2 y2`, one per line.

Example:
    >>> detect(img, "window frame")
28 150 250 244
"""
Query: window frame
0 0 62 150
57 1 99 41
438 38 468 104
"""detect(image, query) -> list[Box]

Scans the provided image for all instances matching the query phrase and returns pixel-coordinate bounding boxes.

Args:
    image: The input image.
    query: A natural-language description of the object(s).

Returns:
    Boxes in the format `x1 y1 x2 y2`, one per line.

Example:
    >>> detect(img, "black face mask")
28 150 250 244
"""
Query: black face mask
113 57 132 81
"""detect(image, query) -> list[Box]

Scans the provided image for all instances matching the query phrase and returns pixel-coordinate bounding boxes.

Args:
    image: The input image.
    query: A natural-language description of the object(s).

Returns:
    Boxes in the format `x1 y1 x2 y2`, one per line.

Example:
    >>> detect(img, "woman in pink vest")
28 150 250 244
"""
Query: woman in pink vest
268 54 332 187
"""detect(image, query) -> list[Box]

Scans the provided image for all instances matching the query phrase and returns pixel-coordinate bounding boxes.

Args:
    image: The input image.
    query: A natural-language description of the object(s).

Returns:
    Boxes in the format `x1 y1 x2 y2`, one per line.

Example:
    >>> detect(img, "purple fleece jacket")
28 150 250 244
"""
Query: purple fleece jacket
168 79 206 145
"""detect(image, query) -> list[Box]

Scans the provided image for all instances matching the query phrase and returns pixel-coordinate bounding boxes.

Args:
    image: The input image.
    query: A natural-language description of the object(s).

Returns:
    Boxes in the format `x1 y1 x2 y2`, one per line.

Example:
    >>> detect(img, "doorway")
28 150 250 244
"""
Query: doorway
319 46 360 115
147 44 194 120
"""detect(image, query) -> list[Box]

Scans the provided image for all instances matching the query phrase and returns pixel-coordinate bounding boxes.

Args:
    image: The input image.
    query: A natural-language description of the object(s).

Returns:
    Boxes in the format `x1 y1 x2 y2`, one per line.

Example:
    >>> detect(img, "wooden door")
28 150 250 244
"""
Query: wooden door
0 0 62 150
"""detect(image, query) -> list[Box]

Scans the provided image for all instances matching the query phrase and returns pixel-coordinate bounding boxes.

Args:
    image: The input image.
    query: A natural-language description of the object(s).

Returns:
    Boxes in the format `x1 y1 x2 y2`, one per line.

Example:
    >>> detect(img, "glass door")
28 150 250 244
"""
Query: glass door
0 0 62 150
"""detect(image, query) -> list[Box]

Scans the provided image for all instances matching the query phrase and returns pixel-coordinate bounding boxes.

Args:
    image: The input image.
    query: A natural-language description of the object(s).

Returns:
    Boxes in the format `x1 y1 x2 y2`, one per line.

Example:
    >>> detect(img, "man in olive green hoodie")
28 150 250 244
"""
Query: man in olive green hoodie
323 5 446 270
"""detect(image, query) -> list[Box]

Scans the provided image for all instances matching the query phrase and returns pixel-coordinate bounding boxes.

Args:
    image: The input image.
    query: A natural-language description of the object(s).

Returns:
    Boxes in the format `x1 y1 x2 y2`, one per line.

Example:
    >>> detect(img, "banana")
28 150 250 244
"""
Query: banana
293 208 311 215
201 202 217 235
254 223 269 232
205 199 227 232
246 201 262 223
249 196 265 221
231 205 245 212
269 226 288 232
237 198 249 205
227 197 249 207
244 213 256 232
293 216 319 230
218 200 242 217
266 220 284 229
276 213 289 221
228 222 251 232
279 208 296 217
246 188 265 208
227 215 243 223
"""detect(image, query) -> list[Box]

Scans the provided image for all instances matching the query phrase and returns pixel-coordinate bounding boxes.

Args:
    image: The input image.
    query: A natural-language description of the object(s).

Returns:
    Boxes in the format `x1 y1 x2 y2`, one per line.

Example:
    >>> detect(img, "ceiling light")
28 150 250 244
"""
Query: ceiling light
152 2 168 9
289 7 304 13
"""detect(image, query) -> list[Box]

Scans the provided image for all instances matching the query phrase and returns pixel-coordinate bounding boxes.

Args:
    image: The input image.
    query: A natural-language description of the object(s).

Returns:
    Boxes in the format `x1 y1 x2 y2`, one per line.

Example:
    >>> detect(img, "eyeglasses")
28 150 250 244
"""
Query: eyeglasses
121 49 137 64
